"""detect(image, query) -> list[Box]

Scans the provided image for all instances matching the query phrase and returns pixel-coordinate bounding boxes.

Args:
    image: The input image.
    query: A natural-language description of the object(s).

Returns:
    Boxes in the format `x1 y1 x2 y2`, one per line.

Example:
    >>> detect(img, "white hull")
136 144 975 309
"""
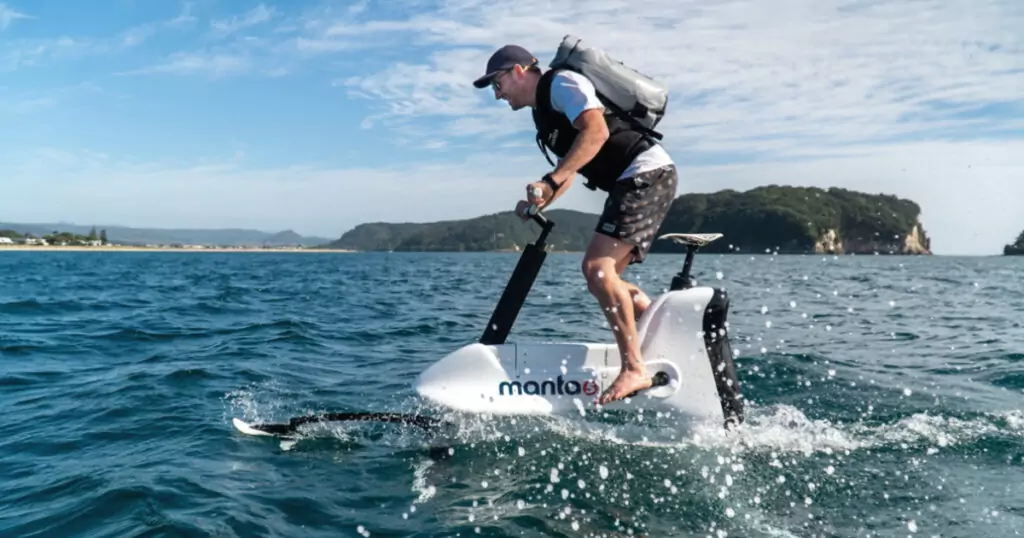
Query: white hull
414 285 738 426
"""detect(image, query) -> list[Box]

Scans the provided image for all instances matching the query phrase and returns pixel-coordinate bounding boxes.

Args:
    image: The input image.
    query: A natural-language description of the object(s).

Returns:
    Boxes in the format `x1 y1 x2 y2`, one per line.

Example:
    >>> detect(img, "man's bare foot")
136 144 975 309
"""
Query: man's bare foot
597 368 652 405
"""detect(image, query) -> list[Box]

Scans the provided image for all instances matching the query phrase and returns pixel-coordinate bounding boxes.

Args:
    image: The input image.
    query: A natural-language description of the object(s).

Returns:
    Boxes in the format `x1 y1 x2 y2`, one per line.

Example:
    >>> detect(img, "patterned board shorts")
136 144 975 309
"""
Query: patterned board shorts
595 164 678 264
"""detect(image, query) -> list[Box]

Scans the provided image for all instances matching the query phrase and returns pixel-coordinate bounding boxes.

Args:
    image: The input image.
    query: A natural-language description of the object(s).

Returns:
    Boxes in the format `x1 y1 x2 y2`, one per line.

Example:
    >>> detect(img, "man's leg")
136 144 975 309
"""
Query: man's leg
587 164 679 404
581 233 654 404
614 256 652 321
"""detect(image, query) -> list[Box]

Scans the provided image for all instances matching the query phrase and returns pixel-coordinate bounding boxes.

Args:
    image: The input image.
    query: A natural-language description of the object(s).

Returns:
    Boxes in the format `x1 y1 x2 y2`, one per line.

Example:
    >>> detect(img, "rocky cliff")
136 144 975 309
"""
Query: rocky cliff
815 220 931 255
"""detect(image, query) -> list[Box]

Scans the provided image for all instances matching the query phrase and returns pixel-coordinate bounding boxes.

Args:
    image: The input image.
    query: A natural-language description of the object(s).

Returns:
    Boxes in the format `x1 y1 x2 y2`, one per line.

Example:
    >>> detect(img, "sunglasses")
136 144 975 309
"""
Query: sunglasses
490 69 513 92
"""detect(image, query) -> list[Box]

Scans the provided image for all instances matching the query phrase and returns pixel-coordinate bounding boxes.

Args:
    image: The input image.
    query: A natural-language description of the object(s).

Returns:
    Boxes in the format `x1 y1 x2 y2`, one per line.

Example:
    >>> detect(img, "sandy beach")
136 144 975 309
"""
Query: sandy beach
0 245 355 253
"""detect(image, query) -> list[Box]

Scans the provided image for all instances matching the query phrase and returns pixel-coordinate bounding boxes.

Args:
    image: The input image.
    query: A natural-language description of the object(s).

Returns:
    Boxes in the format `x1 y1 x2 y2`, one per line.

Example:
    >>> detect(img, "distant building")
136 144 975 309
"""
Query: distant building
0 237 13 244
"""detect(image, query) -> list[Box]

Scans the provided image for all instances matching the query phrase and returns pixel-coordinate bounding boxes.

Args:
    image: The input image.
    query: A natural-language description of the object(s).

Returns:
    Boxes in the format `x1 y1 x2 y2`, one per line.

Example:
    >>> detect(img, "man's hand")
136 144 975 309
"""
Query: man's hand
522 170 574 216
515 200 533 220
526 182 550 209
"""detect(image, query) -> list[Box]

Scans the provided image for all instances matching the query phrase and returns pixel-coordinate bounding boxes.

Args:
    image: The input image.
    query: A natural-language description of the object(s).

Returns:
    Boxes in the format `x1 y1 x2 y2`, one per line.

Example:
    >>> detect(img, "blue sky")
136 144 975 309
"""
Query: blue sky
1 0 1022 254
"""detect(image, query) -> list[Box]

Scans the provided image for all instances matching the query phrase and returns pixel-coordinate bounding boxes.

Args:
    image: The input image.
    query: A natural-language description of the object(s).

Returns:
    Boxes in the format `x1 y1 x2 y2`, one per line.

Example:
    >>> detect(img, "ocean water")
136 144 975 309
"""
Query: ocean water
1 249 1022 538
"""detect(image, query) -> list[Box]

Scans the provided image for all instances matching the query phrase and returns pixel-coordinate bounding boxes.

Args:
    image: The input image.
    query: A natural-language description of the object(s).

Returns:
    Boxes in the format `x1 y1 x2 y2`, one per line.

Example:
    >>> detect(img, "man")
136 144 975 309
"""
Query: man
472 44 679 406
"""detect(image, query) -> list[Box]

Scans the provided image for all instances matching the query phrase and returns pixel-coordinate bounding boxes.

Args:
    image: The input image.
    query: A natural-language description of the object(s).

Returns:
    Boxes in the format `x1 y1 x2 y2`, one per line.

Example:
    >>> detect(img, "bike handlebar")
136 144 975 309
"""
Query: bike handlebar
525 204 552 230
526 186 553 230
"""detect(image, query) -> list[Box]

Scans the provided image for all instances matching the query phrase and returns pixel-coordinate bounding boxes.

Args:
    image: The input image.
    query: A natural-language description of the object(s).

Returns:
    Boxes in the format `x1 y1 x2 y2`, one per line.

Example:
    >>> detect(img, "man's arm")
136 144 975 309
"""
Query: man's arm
525 71 609 210
543 109 609 205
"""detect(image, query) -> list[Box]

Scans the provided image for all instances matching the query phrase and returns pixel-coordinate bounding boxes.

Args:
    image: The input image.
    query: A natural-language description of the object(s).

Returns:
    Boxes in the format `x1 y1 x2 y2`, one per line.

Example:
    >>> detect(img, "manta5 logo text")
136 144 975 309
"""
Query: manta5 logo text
498 376 599 397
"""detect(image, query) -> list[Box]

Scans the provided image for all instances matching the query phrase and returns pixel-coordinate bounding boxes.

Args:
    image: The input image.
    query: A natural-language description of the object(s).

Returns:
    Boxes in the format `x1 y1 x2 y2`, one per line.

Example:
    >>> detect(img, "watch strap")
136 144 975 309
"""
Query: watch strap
541 173 561 193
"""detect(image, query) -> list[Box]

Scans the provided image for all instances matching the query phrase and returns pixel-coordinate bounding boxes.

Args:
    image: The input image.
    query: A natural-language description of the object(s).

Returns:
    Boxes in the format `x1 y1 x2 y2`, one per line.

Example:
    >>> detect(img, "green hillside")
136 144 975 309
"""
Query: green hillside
325 185 933 255
324 209 597 252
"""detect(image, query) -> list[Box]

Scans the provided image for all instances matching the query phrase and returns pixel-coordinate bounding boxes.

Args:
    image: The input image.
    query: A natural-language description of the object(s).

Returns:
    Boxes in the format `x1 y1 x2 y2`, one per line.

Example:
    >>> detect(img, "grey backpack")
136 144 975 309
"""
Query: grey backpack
548 35 669 141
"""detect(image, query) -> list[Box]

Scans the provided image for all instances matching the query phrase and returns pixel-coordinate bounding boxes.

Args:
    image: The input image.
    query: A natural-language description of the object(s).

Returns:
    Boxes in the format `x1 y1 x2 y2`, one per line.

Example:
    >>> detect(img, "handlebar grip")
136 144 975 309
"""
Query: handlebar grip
525 187 552 229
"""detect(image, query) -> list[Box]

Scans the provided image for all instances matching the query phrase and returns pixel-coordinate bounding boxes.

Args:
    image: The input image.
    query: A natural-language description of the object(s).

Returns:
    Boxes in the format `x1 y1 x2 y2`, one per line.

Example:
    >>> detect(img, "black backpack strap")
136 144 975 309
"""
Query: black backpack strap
536 133 556 167
595 92 664 141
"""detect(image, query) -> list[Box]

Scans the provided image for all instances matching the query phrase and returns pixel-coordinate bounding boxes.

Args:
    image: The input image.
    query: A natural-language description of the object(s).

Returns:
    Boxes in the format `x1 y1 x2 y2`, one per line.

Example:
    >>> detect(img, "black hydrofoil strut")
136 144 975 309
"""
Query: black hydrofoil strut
479 213 554 346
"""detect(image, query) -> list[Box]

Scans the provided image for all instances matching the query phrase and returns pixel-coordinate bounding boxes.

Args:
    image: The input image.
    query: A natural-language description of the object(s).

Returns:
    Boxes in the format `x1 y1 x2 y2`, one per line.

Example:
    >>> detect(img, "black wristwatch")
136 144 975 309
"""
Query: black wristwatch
541 173 561 193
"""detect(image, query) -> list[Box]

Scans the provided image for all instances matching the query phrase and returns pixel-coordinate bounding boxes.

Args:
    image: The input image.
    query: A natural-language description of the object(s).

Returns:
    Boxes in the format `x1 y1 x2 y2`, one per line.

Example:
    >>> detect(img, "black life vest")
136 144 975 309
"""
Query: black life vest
532 68 655 192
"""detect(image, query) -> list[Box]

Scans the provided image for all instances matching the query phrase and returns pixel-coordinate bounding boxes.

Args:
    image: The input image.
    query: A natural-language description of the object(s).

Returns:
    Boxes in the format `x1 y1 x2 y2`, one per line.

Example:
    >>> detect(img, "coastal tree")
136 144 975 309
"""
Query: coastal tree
1004 229 1024 255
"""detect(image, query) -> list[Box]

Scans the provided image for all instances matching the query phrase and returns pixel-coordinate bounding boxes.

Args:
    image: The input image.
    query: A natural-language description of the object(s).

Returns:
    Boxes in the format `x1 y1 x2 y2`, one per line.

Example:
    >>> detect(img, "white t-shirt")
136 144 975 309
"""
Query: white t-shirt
548 70 674 180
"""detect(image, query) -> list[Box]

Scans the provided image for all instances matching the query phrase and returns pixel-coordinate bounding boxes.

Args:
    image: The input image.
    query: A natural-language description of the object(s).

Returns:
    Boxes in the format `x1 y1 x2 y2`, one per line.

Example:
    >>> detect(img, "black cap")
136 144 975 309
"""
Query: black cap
472 44 538 88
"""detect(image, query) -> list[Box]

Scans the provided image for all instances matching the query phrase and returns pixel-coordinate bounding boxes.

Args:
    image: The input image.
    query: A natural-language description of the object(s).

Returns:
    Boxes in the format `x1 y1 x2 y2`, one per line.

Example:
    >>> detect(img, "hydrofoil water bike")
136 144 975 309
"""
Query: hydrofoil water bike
232 211 744 441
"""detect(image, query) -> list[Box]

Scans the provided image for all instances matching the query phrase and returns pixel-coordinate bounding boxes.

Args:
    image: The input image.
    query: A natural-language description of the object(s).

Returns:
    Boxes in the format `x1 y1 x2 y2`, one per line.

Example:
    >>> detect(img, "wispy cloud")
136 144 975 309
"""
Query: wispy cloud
170 3 197 27
210 4 276 37
329 0 1024 159
116 4 292 78
1 36 104 72
120 4 199 47
119 52 250 78
2 3 196 70
0 3 30 30
0 81 101 114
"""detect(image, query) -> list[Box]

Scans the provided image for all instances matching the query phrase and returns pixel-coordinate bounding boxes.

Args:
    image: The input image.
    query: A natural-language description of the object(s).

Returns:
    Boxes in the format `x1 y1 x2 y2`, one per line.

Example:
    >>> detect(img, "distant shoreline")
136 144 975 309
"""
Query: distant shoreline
0 245 993 256
0 245 355 253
